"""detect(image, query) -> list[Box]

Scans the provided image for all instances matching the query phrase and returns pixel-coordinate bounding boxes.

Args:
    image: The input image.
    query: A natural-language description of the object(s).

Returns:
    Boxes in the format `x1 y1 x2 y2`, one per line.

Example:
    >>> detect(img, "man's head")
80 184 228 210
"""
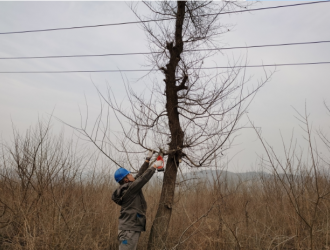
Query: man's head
114 168 135 185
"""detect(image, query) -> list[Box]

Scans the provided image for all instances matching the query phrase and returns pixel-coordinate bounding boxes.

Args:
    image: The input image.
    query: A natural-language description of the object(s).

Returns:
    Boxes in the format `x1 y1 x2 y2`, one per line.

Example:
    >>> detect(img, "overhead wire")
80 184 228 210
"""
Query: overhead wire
0 1 329 35
1 40 330 60
1 2 329 74
1 61 329 74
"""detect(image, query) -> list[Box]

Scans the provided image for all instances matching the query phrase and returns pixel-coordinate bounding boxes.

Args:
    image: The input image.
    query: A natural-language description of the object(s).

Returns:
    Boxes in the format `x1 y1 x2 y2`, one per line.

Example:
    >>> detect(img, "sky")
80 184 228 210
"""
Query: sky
0 1 330 173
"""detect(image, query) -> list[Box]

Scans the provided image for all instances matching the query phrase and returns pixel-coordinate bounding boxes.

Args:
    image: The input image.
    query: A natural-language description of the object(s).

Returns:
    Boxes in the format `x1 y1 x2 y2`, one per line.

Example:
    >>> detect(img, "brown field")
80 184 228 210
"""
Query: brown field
0 124 329 250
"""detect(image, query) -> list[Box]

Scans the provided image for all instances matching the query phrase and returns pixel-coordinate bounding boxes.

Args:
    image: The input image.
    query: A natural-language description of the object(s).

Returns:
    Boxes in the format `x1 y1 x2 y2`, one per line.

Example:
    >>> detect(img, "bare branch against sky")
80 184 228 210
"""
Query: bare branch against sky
0 1 329 172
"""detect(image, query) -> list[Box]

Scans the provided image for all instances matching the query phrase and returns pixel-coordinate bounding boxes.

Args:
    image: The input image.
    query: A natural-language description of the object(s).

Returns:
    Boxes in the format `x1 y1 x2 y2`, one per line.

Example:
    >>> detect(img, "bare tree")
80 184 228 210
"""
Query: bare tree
69 1 272 249
250 106 330 250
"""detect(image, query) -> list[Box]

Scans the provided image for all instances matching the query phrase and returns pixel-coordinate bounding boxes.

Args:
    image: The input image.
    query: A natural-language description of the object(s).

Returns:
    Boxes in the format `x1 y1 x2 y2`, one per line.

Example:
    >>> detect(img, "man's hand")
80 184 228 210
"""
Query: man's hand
152 161 164 172
146 150 154 161
153 160 163 169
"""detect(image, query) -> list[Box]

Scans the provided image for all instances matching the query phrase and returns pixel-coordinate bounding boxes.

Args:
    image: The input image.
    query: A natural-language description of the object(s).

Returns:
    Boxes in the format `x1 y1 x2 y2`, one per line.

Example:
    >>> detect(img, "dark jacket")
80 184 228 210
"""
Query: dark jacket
112 161 155 231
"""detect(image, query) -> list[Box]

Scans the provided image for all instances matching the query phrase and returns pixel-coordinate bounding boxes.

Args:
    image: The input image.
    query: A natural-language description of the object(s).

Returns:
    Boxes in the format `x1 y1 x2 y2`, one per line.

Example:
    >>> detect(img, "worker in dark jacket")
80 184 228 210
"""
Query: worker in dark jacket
112 151 162 250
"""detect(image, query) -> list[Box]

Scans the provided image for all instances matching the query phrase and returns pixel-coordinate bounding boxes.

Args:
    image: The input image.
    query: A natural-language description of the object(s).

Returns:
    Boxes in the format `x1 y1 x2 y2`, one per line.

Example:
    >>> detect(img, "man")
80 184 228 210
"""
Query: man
112 151 163 250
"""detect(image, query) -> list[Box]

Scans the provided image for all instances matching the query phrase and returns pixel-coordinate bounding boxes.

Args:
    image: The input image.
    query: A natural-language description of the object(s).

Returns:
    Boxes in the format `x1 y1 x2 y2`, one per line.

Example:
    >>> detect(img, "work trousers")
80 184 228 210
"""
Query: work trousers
118 230 141 250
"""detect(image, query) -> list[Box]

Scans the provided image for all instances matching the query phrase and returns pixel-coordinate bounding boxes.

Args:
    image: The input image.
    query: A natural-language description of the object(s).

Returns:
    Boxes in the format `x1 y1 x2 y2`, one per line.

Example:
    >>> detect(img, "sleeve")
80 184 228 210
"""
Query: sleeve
127 166 156 196
135 161 150 179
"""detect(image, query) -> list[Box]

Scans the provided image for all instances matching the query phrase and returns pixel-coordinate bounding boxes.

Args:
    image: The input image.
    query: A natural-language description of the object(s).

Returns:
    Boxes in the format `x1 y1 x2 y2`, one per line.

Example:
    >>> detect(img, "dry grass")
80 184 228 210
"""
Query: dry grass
0 123 329 250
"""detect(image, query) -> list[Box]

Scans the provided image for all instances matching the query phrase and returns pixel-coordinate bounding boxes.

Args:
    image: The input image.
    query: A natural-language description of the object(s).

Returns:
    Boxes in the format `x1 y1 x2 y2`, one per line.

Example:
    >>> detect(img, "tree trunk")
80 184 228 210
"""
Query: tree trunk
148 1 186 249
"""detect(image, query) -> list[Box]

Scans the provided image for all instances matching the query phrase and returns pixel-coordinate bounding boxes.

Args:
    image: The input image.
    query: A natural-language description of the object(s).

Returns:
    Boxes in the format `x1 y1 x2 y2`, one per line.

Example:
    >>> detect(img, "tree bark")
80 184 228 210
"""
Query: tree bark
147 1 186 249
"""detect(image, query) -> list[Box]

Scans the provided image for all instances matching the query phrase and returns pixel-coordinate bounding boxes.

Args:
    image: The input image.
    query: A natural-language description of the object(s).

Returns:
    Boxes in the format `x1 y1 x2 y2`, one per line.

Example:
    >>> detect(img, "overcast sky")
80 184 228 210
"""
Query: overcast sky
0 1 329 173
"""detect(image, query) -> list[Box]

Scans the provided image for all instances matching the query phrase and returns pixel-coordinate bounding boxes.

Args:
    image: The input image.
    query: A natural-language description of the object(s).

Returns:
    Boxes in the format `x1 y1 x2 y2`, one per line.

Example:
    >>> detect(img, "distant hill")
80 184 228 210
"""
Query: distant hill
150 169 271 185
180 169 270 184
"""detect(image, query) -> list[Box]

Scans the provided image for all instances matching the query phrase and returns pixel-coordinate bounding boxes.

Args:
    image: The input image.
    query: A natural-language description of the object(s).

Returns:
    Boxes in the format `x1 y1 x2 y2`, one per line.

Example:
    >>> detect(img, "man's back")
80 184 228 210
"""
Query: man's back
112 181 148 231
112 152 162 250
112 161 155 231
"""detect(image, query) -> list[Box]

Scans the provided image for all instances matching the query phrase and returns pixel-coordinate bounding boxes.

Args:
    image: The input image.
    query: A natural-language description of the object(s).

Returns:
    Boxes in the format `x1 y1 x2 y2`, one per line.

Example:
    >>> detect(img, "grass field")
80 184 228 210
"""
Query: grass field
0 124 329 250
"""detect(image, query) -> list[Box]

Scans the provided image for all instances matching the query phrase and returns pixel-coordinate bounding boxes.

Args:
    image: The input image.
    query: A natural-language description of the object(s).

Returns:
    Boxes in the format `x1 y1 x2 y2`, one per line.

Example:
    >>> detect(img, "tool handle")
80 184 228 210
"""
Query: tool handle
156 155 165 172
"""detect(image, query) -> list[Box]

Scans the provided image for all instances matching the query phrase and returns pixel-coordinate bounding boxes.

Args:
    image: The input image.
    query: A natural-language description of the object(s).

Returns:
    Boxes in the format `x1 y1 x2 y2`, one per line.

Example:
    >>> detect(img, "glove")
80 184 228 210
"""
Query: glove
146 150 154 160
154 160 163 168
154 159 164 172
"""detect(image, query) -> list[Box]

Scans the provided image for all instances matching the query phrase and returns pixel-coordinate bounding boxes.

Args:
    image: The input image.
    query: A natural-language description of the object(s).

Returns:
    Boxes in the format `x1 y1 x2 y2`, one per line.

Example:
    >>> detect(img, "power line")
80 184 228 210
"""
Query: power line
1 40 330 60
191 40 330 52
0 51 154 60
1 61 329 74
201 62 330 69
0 1 328 35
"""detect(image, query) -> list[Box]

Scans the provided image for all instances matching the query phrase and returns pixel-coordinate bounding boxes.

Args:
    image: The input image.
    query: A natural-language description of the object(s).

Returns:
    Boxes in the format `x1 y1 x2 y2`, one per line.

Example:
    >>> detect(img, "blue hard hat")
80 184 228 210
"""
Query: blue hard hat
114 168 130 183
